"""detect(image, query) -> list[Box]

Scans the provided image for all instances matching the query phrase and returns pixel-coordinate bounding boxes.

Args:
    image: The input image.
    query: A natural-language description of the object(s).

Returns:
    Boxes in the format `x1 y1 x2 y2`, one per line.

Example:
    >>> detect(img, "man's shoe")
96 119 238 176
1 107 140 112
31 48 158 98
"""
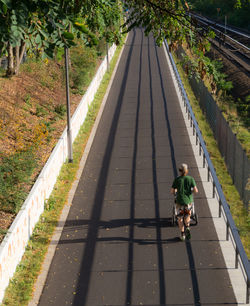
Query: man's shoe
180 232 185 241
185 227 191 240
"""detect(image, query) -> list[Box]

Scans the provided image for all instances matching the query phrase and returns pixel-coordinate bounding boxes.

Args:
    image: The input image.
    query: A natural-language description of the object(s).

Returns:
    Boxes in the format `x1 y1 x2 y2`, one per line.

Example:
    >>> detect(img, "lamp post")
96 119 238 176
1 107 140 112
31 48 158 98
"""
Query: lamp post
64 46 73 163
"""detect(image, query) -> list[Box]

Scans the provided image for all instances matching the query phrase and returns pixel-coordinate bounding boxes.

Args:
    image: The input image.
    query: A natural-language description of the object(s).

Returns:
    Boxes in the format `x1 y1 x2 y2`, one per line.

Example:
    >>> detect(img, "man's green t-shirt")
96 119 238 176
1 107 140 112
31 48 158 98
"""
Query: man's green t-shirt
172 175 196 205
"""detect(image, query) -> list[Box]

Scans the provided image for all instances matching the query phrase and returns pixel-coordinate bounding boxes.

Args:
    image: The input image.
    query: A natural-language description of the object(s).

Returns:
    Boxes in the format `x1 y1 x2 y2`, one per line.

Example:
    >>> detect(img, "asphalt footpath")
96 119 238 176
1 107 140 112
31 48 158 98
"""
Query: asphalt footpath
37 29 237 306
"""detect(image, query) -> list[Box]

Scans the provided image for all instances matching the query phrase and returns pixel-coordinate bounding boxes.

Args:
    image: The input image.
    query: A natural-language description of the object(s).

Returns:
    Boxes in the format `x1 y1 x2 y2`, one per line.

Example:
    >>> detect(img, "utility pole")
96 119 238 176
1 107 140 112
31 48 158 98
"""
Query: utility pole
65 46 73 163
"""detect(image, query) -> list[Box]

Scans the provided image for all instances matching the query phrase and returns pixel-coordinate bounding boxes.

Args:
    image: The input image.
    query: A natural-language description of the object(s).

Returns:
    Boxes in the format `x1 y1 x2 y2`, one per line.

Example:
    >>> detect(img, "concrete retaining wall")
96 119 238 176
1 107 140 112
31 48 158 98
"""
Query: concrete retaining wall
0 44 116 303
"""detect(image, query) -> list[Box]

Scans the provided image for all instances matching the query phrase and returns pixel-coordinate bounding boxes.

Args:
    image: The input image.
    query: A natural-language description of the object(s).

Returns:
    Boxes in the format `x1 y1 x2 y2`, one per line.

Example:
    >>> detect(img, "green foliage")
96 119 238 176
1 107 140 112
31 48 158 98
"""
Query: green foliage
0 150 36 213
0 0 123 76
187 0 250 30
0 227 7 236
181 48 233 96
54 104 66 117
217 77 233 95
45 196 56 211
96 38 107 57
69 43 97 94
236 96 250 126
24 94 31 105
42 120 55 133
0 66 5 76
87 1 122 44
35 105 48 117
55 47 65 62
123 0 192 46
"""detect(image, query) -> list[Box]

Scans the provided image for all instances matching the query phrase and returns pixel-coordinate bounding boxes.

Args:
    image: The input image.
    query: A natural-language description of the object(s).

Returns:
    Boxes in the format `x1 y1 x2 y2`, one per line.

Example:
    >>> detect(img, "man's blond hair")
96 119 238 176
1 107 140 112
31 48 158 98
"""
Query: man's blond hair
179 163 188 175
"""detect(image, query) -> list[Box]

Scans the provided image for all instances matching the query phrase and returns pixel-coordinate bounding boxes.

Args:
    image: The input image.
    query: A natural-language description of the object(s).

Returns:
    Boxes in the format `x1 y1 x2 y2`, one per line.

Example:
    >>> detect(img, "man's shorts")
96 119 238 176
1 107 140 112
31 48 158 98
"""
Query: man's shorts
176 203 192 217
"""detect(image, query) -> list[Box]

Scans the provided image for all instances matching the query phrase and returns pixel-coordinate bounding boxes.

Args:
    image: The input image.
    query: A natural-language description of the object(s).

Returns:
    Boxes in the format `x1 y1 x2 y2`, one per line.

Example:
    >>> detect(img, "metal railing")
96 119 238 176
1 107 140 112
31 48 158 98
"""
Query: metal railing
175 46 249 210
164 39 250 304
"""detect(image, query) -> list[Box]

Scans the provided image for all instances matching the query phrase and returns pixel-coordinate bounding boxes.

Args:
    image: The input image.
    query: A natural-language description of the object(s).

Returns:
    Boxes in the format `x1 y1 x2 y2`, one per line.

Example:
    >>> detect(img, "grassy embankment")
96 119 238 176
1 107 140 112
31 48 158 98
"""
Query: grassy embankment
0 40 106 240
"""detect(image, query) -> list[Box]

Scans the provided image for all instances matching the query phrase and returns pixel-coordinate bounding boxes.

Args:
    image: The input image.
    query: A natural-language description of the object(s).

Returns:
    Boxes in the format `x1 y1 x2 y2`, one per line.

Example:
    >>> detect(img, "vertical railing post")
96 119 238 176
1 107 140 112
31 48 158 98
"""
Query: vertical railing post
226 220 229 241
213 182 216 198
235 248 239 269
219 199 222 218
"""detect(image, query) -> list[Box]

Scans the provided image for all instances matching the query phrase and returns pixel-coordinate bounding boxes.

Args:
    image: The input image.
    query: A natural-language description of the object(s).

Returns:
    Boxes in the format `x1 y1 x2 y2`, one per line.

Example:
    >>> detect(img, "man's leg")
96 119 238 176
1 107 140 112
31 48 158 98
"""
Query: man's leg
184 213 191 227
178 216 184 232
184 209 192 239
178 216 185 241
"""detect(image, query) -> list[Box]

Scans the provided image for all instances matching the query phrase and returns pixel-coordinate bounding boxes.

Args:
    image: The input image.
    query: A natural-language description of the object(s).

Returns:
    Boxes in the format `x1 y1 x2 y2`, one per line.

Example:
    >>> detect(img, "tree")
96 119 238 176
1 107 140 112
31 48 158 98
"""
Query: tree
85 0 122 44
0 0 122 76
0 0 35 75
122 0 200 45
122 0 232 87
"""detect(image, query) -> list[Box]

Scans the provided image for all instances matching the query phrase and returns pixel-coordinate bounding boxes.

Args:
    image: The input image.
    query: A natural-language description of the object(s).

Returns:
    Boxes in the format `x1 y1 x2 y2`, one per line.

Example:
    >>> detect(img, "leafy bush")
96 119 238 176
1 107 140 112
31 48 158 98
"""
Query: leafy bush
96 38 107 57
181 49 234 97
24 94 32 105
35 105 48 117
54 104 66 117
237 96 250 124
70 43 97 94
0 151 36 213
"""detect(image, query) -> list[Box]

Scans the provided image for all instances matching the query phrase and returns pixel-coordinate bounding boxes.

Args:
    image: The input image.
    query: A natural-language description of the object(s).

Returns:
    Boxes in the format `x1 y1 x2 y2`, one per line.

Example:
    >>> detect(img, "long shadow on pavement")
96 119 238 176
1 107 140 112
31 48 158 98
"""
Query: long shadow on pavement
72 29 137 306
153 40 201 306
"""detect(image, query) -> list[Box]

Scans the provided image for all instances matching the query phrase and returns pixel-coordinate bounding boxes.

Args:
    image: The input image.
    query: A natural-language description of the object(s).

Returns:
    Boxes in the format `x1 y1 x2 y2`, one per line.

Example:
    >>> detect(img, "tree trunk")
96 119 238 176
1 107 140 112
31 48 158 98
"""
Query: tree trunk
20 41 26 63
6 41 26 76
15 46 20 74
15 41 26 75
7 43 15 76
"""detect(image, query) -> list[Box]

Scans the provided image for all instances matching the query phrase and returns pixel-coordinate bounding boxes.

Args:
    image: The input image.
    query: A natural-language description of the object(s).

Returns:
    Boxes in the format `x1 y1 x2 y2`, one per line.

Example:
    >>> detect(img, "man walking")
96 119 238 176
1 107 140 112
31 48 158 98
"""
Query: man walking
171 163 198 241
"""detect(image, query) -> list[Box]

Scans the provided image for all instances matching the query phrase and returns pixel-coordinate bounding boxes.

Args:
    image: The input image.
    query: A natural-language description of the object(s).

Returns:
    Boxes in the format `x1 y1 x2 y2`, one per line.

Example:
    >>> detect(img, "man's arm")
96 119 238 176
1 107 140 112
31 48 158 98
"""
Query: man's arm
193 185 198 194
191 177 198 194
171 188 176 194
